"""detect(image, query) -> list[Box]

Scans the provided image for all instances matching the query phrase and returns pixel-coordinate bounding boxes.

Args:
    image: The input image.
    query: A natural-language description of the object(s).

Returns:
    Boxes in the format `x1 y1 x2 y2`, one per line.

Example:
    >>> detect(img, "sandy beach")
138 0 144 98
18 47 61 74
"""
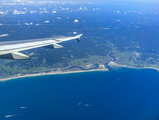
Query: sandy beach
0 68 109 81
108 61 159 71
1 61 159 82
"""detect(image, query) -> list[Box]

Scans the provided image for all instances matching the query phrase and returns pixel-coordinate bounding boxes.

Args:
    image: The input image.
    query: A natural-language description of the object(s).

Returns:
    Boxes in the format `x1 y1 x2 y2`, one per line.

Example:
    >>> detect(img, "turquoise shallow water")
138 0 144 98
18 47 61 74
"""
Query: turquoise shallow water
1 68 159 120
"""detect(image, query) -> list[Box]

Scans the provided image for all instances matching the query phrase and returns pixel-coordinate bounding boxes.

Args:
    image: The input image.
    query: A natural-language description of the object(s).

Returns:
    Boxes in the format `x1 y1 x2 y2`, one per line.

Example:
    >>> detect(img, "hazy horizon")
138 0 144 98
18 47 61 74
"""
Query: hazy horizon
2 0 159 3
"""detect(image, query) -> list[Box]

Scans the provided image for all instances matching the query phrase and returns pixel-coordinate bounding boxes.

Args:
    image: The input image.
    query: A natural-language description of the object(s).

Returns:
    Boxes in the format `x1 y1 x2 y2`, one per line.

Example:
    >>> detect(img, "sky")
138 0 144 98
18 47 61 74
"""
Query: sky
2 0 159 3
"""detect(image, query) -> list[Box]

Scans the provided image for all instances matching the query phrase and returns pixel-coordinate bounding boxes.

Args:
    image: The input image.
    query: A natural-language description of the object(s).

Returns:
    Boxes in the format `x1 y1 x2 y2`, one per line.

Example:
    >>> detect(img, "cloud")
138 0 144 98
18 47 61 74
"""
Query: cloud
45 21 50 23
57 17 61 19
13 9 21 14
73 32 77 34
30 10 37 14
77 7 88 10
52 11 57 13
0 23 2 25
0 11 5 14
0 34 9 37
25 23 30 25
74 19 79 23
12 9 25 14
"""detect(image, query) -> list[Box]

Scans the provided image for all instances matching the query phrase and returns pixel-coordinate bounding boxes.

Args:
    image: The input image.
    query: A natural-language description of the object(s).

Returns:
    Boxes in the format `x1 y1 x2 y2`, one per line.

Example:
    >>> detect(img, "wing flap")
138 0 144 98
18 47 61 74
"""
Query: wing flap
0 52 29 60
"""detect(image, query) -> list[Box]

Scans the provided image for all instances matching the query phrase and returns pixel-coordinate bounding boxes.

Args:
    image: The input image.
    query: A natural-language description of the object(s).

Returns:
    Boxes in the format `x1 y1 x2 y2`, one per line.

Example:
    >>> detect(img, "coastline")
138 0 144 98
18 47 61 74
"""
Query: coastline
1 61 159 82
108 61 159 71
0 68 109 82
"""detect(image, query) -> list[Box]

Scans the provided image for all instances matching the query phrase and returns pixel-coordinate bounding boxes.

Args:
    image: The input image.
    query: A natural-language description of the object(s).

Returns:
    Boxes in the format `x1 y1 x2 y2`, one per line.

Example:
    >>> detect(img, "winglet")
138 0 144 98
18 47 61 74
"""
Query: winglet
75 34 83 42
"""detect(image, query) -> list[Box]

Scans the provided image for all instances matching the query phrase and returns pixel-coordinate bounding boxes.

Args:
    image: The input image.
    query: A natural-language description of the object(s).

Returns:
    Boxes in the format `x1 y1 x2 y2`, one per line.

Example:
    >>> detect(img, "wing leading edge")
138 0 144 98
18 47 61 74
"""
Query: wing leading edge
0 34 83 60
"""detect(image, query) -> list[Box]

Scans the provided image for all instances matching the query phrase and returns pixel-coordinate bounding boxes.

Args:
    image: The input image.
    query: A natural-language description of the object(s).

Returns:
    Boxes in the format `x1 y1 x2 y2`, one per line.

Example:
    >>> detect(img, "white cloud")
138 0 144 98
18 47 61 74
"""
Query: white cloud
0 34 9 37
52 11 57 13
45 21 50 23
39 11 44 14
138 11 142 14
44 11 49 13
124 12 127 14
30 10 37 14
155 12 157 14
0 23 2 25
20 11 26 14
104 28 110 30
73 32 77 34
57 17 61 19
25 23 30 25
77 7 88 10
13 9 21 14
96 8 99 10
117 11 121 13
0 11 5 14
116 19 121 22
74 19 79 23
30 23 33 25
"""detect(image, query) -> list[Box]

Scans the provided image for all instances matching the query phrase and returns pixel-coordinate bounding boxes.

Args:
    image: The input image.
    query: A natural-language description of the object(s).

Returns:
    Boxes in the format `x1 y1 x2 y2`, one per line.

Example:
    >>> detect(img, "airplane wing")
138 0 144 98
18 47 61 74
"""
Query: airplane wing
0 34 83 60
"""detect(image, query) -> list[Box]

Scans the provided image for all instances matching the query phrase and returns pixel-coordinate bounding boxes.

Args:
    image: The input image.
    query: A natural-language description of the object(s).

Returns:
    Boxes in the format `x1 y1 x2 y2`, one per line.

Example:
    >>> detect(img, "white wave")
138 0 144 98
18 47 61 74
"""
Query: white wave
0 34 9 37
85 104 92 106
5 114 17 118
20 107 28 109
78 102 82 105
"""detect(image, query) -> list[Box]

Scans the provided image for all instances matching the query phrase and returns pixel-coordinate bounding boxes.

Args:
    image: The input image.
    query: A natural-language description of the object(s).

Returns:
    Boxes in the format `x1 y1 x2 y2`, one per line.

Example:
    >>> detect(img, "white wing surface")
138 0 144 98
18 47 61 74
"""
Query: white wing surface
0 34 83 60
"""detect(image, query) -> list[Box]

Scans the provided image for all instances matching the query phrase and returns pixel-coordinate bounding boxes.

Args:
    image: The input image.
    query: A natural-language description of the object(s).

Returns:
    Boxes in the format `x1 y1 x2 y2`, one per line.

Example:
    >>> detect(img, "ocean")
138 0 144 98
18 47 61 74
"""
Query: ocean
1 68 159 120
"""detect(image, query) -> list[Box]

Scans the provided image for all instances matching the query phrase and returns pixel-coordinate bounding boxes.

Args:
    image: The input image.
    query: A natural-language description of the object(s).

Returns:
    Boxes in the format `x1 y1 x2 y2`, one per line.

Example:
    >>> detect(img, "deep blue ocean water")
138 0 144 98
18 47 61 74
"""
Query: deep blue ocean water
1 68 159 120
